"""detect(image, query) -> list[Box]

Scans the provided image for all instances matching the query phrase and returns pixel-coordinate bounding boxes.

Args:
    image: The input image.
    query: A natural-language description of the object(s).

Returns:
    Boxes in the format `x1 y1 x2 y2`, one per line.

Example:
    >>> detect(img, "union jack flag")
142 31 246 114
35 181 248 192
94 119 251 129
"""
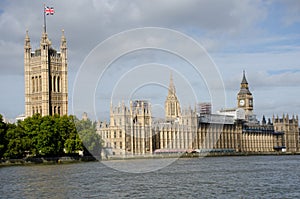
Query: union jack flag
45 6 54 15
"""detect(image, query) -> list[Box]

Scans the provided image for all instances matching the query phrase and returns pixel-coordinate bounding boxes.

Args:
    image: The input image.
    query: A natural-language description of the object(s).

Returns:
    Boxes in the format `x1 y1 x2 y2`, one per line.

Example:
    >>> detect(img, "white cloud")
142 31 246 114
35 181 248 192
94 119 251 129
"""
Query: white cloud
0 0 299 119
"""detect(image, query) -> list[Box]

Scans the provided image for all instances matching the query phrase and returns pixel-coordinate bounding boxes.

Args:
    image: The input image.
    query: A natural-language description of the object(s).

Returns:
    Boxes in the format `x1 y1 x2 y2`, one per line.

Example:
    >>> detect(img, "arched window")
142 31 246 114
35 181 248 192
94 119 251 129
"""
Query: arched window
57 76 60 92
39 76 42 92
58 106 61 115
36 106 39 114
32 107 35 115
32 77 35 93
35 76 38 93
53 76 56 92
40 106 42 115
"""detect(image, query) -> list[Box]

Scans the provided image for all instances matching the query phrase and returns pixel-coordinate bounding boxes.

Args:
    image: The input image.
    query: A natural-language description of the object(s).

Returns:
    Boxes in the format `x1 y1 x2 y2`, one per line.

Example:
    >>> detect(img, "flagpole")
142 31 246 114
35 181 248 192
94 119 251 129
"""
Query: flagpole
43 3 46 33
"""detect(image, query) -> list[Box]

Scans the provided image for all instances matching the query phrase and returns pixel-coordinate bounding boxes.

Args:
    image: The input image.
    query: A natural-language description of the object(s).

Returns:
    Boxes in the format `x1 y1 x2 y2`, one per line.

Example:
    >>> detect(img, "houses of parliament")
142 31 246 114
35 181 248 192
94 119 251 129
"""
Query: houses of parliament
97 72 299 156
23 29 299 156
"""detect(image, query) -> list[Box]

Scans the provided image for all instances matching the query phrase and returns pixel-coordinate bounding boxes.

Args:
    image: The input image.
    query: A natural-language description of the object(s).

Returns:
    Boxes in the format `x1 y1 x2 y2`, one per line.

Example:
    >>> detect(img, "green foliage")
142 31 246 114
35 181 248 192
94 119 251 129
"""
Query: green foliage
4 122 31 159
0 115 8 157
75 118 102 157
0 114 101 160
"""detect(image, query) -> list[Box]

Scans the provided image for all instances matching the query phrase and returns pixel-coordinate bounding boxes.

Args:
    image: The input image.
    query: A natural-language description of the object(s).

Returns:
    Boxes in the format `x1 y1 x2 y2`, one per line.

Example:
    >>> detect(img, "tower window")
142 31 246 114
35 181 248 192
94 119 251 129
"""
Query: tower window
32 77 35 93
57 76 60 92
39 76 42 92
35 76 38 93
58 106 61 115
53 76 56 92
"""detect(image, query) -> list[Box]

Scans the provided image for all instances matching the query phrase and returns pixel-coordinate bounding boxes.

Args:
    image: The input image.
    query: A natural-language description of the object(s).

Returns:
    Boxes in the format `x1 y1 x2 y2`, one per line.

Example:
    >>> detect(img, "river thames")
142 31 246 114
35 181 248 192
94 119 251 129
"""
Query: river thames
1 155 300 198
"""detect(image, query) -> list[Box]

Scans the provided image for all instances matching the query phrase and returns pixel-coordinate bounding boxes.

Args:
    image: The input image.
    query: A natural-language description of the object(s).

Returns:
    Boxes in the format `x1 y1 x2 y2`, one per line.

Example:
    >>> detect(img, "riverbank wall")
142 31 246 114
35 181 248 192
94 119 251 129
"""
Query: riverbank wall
1 152 300 166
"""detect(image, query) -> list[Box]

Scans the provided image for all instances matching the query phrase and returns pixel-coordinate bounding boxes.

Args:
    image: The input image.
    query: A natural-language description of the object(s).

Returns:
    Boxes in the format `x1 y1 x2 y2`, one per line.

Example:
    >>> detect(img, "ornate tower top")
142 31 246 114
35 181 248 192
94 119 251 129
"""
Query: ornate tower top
165 72 181 121
238 70 252 95
241 70 248 84
168 72 176 95
60 29 67 48
25 30 30 44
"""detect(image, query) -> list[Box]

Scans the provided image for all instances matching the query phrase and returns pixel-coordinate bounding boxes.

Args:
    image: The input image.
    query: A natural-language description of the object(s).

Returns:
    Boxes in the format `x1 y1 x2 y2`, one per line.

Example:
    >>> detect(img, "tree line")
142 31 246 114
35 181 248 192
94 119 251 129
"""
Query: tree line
0 114 102 159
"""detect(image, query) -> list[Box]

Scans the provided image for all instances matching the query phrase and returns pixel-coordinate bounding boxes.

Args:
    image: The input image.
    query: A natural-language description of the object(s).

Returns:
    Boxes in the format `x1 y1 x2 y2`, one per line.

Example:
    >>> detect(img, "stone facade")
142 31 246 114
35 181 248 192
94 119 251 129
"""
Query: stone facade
98 100 152 155
24 29 68 117
97 72 299 156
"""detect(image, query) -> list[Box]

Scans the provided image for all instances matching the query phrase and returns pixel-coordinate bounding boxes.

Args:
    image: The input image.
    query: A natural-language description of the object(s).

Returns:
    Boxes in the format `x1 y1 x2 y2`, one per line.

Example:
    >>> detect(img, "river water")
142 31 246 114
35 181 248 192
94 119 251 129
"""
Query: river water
1 155 300 198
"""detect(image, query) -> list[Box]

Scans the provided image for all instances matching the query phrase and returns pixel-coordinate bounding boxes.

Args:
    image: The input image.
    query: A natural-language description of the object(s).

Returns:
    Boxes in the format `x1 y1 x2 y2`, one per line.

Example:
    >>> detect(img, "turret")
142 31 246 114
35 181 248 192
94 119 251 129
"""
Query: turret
165 72 181 121
24 30 31 117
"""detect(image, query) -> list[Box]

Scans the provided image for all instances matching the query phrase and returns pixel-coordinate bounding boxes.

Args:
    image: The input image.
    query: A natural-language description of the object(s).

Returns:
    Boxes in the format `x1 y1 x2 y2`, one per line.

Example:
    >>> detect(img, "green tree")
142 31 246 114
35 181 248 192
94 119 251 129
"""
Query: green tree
59 115 83 154
0 114 7 158
4 122 31 159
75 118 102 158
22 114 42 156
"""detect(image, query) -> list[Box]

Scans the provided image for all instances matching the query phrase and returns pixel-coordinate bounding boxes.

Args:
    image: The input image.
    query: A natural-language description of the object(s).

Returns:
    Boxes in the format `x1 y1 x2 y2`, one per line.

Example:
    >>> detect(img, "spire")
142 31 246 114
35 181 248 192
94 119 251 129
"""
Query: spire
40 30 50 46
60 29 67 59
60 29 66 47
25 29 30 41
168 72 176 95
24 29 31 48
238 70 251 94
241 70 248 84
262 115 266 125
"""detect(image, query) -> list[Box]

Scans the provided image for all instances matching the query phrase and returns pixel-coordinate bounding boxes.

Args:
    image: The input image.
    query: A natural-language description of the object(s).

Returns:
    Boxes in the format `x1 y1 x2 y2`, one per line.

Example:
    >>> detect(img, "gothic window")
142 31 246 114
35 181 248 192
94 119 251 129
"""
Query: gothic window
57 76 60 92
58 106 60 115
39 76 42 92
54 106 57 114
32 107 35 115
120 142 122 149
53 76 56 92
114 131 117 138
119 131 122 138
40 106 42 115
171 103 175 115
36 106 39 114
35 76 38 93
32 77 35 93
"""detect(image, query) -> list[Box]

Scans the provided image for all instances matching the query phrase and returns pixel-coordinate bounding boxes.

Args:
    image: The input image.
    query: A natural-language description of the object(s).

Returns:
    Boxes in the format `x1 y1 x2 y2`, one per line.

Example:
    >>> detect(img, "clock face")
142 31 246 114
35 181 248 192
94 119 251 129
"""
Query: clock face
239 99 245 106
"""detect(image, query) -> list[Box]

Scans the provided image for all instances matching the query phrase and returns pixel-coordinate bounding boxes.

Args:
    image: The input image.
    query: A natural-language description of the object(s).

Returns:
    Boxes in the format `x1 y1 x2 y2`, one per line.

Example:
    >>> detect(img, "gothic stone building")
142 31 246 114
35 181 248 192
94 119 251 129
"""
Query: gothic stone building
24 29 68 117
97 72 299 156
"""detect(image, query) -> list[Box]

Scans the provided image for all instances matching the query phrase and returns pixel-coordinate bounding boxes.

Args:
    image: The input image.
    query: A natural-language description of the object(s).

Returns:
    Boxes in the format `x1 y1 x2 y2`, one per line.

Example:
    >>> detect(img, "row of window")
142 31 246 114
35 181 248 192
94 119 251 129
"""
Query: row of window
31 76 42 93
51 75 61 92
113 142 123 149
52 106 61 115
31 75 61 93
32 106 61 115
32 106 42 115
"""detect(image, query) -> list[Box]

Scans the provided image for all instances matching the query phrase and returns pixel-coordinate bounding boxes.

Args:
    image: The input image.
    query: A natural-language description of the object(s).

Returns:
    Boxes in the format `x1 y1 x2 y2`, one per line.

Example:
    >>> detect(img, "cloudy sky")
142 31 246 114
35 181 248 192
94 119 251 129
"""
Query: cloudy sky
0 0 300 122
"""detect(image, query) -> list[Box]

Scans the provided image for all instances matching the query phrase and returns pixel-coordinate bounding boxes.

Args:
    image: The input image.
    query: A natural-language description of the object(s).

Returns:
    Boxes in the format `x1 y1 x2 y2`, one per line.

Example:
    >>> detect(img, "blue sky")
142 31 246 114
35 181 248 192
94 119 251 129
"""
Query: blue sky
0 0 299 122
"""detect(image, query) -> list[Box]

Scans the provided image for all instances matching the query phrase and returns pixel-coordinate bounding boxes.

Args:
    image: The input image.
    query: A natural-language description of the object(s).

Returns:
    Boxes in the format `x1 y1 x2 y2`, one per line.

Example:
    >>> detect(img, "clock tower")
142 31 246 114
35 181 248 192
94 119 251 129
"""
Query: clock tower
237 71 253 115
